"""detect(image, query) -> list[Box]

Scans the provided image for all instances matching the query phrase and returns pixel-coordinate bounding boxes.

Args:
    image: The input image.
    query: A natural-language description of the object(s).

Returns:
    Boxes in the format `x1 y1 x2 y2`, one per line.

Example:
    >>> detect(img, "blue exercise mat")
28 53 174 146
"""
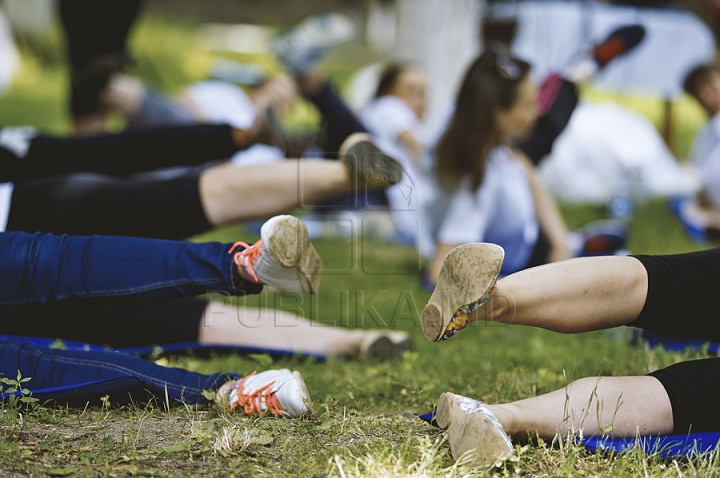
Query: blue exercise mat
582 434 720 459
419 412 720 459
0 335 327 361
634 330 720 354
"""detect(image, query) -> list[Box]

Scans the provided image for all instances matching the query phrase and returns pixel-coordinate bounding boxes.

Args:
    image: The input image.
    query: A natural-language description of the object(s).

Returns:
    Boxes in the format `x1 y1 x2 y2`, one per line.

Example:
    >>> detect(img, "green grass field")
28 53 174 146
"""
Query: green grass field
1 16 719 477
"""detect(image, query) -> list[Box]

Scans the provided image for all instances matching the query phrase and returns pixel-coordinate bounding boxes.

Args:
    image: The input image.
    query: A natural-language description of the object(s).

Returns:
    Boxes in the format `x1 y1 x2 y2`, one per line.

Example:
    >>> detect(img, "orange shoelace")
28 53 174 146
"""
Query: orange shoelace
229 240 263 283
230 371 284 417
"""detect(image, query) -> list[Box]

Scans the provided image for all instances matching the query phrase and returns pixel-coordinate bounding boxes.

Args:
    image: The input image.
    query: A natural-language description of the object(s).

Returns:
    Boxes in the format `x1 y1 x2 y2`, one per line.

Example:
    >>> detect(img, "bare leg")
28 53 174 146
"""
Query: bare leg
199 160 351 226
197 301 368 357
480 256 648 333
486 375 673 440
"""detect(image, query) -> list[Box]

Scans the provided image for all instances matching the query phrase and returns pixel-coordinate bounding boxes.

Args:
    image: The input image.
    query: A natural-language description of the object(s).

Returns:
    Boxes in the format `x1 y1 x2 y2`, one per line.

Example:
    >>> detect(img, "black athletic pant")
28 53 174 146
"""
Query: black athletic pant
627 248 720 434
519 79 579 165
0 298 208 347
59 0 144 117
305 81 369 155
3 124 238 184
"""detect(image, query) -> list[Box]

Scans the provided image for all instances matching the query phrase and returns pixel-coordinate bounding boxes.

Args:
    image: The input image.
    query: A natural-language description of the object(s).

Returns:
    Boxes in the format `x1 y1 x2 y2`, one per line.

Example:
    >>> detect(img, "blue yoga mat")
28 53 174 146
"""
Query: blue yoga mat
635 330 720 354
0 334 327 361
581 434 720 459
419 412 720 459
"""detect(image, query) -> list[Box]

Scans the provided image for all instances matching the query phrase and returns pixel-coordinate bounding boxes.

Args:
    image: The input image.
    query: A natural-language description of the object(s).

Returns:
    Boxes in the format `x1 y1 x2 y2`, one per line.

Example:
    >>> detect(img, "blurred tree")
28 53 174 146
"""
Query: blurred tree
394 0 484 116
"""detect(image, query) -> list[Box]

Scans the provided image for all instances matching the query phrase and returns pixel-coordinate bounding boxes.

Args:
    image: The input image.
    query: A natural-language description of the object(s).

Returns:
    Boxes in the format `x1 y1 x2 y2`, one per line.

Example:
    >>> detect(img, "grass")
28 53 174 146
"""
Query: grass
1 15 720 477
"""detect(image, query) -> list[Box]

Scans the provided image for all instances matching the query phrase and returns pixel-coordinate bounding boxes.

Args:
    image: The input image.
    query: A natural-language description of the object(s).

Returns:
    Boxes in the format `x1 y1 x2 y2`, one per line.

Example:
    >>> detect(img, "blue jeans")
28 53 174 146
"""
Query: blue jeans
0 340 237 404
0 231 261 306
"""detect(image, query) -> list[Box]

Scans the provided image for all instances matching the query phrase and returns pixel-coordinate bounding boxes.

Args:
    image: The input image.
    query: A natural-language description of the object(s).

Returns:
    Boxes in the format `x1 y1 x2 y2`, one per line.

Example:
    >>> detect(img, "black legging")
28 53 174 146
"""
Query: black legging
3 124 238 184
59 0 144 117
625 248 720 434
6 173 211 239
0 298 208 347
519 79 579 165
305 81 369 155
59 0 143 75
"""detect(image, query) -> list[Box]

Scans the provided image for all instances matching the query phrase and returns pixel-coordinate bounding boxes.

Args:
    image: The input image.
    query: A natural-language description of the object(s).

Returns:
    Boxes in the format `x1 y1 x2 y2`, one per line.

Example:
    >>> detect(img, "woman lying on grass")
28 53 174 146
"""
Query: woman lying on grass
422 242 720 465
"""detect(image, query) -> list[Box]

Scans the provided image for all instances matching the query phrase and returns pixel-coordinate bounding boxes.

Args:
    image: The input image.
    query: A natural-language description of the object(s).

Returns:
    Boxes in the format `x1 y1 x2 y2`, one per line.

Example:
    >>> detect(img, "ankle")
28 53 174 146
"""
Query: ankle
486 403 518 438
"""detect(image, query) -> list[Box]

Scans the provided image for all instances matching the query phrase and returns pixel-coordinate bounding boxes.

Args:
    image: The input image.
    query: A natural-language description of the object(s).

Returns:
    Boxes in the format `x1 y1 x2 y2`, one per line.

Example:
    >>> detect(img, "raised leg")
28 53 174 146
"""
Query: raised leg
199 160 351 226
485 256 648 333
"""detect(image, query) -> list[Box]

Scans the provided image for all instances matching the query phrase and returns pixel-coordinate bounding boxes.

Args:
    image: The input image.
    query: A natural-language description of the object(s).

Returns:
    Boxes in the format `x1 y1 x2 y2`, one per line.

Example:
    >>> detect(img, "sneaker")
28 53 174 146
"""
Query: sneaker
252 106 289 150
271 13 356 75
229 215 323 294
565 24 646 83
340 133 403 189
421 243 504 342
360 330 414 361
217 369 313 418
436 392 513 466
592 24 646 69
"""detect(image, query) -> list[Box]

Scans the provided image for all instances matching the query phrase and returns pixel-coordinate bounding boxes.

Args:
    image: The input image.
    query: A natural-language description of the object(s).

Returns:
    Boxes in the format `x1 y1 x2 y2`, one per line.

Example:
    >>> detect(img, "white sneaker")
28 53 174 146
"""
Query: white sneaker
421 243 504 342
436 392 513 466
230 215 323 294
271 13 356 74
217 369 313 418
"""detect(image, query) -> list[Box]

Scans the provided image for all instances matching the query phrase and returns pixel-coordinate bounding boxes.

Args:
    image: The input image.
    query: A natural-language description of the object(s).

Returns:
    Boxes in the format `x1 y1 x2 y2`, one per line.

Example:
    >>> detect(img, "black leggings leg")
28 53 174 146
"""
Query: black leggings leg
629 248 720 341
649 357 720 434
4 124 238 184
0 298 207 347
305 81 368 154
6 173 211 239
59 0 143 75
519 78 579 165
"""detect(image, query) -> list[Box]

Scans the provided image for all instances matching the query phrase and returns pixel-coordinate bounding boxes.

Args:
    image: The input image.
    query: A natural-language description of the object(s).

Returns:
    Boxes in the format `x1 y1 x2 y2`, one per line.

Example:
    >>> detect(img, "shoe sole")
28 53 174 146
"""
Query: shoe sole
421 243 504 342
340 133 402 189
264 215 324 294
436 392 513 466
291 371 314 417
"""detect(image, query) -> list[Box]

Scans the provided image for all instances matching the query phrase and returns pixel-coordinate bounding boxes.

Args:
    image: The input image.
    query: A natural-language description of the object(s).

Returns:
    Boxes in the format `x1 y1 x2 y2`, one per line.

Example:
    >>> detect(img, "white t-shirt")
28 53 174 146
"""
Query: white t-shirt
433 147 539 274
691 112 720 208
360 96 430 245
0 126 35 232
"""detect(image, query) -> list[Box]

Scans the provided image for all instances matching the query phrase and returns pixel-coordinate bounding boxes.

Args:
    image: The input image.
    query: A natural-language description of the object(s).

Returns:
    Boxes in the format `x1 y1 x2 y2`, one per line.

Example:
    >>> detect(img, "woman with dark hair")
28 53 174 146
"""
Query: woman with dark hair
427 46 573 282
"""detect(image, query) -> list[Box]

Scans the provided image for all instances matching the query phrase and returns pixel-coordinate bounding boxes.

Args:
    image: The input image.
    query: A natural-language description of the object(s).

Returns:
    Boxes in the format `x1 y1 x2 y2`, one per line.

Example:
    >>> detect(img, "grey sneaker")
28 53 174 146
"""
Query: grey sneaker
340 133 403 189
436 392 513 466
421 243 504 342
271 13 355 75
360 330 414 361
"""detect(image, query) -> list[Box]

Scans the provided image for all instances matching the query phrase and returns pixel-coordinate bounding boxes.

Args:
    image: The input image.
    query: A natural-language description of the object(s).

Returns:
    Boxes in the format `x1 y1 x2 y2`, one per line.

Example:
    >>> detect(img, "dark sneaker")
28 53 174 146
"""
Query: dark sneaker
593 24 646 68
340 133 403 189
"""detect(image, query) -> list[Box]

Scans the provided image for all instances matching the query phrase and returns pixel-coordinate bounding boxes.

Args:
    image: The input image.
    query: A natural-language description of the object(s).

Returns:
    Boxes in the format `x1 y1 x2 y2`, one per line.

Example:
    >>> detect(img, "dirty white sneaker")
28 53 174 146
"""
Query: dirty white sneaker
436 392 513 466
421 243 504 342
230 215 323 294
271 13 356 74
217 369 313 418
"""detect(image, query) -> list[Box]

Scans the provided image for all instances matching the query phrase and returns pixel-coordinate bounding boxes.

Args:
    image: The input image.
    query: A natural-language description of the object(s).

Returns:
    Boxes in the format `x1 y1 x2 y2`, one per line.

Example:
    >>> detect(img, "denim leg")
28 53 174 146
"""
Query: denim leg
0 340 236 404
305 81 367 155
0 231 262 306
